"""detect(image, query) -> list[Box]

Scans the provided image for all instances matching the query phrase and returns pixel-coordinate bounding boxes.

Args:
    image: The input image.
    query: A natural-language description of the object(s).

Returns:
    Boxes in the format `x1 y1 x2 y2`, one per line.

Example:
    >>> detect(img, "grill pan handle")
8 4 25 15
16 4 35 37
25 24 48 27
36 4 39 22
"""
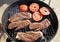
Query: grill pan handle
40 0 51 6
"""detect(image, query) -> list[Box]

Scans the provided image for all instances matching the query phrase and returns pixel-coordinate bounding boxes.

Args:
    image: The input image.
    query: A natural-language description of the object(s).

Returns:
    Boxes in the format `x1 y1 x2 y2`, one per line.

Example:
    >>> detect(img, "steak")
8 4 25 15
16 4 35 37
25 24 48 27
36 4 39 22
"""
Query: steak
16 31 43 42
8 20 31 29
29 19 51 30
8 12 32 22
15 20 31 30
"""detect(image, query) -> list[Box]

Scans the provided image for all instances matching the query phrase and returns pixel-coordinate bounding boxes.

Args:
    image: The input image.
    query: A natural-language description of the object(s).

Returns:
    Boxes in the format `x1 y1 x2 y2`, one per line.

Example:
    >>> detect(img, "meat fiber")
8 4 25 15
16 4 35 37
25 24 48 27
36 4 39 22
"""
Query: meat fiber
8 20 31 29
16 31 43 42
29 19 51 30
8 12 32 22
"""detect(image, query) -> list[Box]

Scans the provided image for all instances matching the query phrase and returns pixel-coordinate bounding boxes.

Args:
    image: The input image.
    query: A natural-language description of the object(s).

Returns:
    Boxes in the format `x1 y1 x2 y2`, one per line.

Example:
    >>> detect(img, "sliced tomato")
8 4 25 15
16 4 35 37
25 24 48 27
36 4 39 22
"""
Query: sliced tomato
33 12 43 21
19 4 28 12
40 7 50 15
29 3 39 12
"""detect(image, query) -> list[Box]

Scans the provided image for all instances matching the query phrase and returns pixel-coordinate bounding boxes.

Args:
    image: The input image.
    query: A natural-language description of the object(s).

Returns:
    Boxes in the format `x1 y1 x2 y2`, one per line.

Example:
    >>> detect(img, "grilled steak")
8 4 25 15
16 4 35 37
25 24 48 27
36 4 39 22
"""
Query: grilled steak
16 31 43 42
29 19 51 30
15 20 31 30
8 12 32 22
8 20 31 29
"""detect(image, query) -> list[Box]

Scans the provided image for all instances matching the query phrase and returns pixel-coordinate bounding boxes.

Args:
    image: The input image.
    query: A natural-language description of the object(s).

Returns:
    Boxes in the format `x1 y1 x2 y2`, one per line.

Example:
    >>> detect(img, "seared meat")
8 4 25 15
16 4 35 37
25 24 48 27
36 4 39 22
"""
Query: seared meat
16 31 43 42
29 23 42 30
29 19 51 30
8 12 32 22
8 20 31 29
15 20 31 30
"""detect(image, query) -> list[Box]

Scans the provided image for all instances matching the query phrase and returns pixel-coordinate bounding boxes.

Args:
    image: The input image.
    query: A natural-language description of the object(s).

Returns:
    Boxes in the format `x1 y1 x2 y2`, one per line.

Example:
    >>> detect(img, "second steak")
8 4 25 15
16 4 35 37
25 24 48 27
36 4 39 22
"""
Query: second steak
29 19 51 30
8 20 31 30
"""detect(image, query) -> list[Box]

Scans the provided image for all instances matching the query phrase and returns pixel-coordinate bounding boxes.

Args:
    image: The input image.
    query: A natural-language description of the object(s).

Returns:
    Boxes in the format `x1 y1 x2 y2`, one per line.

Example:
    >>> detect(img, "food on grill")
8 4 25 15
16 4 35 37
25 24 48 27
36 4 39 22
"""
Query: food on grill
40 7 50 15
29 19 51 30
33 12 43 21
29 3 39 12
16 31 43 42
15 20 31 30
8 12 32 22
8 20 31 29
19 4 28 12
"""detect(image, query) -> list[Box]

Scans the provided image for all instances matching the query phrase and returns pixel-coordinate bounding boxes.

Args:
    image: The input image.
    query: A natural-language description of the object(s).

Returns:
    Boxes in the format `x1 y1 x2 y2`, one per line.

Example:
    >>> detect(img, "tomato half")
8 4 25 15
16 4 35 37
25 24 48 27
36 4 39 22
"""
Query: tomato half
29 3 39 12
40 7 50 15
33 12 43 21
19 4 28 12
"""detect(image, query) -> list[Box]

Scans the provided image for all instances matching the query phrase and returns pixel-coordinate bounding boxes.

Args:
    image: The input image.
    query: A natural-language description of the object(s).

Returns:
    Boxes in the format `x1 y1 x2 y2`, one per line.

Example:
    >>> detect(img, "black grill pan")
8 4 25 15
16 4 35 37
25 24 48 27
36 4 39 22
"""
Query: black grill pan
2 0 58 42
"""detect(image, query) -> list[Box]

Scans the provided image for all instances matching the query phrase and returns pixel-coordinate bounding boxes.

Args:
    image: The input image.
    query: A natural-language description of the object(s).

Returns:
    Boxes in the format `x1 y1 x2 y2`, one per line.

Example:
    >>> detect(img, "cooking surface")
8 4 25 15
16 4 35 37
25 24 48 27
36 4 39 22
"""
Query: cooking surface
0 0 60 42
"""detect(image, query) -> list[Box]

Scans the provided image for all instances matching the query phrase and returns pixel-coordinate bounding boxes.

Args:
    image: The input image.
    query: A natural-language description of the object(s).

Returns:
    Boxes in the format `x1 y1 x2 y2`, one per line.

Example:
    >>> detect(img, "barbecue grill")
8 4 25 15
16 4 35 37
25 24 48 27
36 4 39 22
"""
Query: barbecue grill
1 0 58 42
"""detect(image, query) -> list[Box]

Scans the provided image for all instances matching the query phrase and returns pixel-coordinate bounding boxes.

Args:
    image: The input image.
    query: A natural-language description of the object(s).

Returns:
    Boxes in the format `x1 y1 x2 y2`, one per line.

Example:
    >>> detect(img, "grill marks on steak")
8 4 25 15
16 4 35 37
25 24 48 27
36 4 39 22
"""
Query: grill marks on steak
29 19 51 30
16 31 43 42
8 12 32 22
8 20 31 29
